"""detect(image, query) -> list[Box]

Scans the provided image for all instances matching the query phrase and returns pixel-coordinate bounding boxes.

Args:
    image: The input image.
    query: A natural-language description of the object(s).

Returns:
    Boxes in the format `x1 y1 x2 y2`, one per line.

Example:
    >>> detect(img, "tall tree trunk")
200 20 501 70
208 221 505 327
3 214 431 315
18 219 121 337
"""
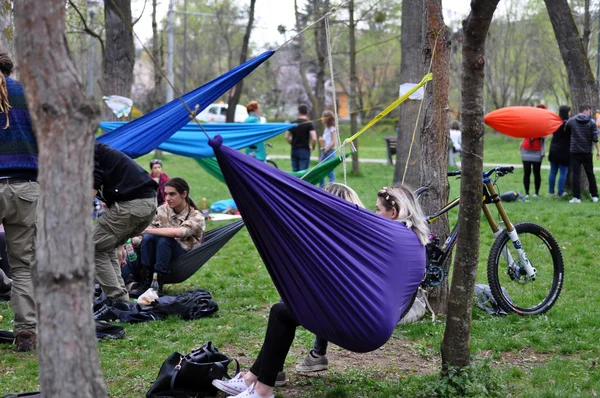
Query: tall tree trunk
150 0 164 109
14 1 106 397
544 0 598 111
294 0 318 116
394 0 424 187
226 0 256 122
312 0 329 133
544 0 598 193
419 0 451 315
349 0 359 174
0 0 15 68
583 0 591 56
103 0 135 121
440 0 499 372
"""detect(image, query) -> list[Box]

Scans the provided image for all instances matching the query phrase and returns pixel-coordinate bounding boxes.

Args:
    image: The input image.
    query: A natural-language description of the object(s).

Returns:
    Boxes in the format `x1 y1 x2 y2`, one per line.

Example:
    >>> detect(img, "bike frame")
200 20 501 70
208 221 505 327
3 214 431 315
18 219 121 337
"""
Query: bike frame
425 167 537 284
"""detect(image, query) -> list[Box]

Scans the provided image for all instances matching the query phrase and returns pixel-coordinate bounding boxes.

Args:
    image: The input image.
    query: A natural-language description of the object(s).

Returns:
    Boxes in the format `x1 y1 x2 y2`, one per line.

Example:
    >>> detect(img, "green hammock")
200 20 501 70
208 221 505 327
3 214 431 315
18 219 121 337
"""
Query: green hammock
195 154 350 185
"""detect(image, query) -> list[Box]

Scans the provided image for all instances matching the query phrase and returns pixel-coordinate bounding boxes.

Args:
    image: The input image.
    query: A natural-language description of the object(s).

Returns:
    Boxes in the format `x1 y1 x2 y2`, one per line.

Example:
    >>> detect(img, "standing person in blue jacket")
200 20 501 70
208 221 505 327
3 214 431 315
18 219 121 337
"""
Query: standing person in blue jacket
244 101 267 162
0 52 39 351
548 105 571 198
565 104 600 203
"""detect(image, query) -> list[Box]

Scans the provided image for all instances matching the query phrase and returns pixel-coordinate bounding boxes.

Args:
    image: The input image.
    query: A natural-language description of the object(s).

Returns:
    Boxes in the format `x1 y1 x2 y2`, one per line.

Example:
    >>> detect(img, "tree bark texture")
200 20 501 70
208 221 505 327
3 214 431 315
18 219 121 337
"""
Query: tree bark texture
294 0 319 117
150 0 164 110
312 0 329 133
419 0 451 315
103 0 135 120
226 0 256 123
0 0 15 65
440 0 499 372
14 1 105 397
544 0 598 112
394 0 424 187
349 0 359 174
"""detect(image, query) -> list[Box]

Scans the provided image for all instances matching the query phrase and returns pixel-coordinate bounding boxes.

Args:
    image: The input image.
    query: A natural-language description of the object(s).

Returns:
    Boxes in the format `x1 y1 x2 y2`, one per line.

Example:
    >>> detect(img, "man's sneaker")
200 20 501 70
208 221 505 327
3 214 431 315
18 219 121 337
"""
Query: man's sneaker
295 351 329 372
275 371 287 387
212 373 250 396
231 383 274 398
15 330 36 352
93 301 133 322
593 197 599 203
569 197 581 204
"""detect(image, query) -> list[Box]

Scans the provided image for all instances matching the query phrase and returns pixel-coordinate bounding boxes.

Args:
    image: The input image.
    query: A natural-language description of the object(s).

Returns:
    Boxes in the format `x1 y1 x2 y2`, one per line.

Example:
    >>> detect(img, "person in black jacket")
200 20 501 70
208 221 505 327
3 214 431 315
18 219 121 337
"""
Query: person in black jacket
548 105 571 198
93 142 158 303
564 105 600 203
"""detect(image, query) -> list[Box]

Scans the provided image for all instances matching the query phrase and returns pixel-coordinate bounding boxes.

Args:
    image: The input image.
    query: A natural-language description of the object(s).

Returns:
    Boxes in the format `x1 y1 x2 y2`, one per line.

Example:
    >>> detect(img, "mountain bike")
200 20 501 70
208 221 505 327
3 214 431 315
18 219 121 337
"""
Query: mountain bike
418 166 564 315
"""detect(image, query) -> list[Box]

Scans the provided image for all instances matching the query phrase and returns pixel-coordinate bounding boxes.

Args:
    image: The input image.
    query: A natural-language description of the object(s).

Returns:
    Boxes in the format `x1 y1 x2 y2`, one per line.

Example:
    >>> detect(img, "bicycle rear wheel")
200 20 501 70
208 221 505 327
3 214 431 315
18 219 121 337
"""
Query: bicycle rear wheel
487 222 564 315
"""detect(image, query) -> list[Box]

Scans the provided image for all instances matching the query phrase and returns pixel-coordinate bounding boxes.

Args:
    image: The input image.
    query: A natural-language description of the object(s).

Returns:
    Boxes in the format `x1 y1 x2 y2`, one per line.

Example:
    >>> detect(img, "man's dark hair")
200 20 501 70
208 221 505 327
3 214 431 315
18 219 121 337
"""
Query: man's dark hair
165 177 199 210
579 104 591 113
298 104 309 115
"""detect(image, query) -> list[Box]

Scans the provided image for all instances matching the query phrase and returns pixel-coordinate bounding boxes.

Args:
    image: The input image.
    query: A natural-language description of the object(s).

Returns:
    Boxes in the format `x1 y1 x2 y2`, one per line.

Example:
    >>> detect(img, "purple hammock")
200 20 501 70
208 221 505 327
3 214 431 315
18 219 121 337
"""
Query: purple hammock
209 136 426 353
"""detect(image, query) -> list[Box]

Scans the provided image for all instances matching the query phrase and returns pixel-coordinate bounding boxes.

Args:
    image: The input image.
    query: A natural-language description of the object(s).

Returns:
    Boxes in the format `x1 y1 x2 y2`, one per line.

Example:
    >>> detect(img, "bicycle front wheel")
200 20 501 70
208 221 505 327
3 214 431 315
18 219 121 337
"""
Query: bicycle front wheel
487 222 564 315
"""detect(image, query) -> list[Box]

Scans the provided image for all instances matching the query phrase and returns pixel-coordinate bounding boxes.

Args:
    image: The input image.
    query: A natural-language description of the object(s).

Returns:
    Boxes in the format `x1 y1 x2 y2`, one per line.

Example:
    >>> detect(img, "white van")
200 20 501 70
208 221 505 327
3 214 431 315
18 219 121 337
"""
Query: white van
196 103 249 123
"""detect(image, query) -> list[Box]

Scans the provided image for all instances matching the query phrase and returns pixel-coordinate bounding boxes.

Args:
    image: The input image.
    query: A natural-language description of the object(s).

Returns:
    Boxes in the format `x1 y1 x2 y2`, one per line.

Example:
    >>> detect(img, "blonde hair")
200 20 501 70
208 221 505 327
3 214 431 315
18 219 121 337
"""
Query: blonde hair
0 52 13 129
324 182 364 208
322 110 335 128
377 185 430 246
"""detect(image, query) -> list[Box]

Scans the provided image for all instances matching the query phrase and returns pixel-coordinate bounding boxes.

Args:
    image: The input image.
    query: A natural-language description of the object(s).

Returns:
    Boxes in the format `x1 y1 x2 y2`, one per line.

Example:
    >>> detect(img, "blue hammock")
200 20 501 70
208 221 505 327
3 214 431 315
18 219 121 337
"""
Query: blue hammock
96 51 274 158
209 136 426 353
100 122 293 158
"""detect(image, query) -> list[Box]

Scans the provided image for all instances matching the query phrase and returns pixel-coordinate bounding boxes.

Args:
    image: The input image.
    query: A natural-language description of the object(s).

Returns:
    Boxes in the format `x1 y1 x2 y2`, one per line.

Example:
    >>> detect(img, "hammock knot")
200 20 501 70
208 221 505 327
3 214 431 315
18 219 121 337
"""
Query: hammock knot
209 135 223 149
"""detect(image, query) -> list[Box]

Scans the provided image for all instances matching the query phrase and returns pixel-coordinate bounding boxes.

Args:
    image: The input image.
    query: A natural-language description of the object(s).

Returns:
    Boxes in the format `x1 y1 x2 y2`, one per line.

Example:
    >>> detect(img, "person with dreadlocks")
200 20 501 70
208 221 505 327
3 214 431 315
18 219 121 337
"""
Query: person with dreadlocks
0 52 39 351
129 177 205 297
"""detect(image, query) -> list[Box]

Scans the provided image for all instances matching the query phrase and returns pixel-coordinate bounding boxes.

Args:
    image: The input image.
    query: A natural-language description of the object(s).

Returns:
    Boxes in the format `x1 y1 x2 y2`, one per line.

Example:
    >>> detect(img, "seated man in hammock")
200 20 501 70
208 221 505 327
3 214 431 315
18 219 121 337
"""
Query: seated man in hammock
129 177 205 297
214 183 429 398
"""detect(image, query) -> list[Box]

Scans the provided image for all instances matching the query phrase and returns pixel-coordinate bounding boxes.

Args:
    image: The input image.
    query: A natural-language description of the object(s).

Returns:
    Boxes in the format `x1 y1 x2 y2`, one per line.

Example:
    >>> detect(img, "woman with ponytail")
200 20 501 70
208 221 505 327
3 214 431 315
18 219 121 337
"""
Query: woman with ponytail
135 177 205 296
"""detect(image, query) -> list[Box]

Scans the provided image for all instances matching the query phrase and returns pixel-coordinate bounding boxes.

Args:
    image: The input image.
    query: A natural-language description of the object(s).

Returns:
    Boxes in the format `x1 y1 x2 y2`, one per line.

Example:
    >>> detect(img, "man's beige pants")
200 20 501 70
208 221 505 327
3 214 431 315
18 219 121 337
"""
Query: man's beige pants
94 197 156 302
0 180 38 334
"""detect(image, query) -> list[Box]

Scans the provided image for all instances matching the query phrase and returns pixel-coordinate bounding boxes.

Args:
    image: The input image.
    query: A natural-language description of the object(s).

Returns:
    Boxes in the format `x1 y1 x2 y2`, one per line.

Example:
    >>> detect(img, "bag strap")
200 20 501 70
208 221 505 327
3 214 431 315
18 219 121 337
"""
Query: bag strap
210 358 239 380
169 355 185 392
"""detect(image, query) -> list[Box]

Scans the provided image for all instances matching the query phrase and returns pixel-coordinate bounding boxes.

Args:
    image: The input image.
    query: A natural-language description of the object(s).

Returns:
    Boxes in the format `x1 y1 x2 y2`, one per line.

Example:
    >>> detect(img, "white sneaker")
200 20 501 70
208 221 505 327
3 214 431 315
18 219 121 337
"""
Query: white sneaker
569 197 581 204
212 373 250 396
593 197 599 203
232 383 274 398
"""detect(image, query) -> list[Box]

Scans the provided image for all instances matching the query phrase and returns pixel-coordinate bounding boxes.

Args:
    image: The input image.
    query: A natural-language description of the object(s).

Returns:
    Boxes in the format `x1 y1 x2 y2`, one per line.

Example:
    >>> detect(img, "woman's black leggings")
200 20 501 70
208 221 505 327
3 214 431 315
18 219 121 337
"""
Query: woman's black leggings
522 161 542 195
250 302 299 387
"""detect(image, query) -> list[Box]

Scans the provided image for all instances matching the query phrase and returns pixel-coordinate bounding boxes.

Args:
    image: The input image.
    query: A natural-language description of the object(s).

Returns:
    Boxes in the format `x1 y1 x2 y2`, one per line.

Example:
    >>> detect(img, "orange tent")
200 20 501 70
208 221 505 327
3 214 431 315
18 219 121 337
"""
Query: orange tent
484 106 563 138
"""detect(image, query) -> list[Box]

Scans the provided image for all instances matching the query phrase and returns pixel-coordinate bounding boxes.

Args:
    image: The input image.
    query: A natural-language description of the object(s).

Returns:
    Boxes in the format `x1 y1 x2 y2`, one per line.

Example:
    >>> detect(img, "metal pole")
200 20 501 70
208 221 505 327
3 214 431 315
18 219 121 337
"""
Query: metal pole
166 0 175 103
87 11 95 97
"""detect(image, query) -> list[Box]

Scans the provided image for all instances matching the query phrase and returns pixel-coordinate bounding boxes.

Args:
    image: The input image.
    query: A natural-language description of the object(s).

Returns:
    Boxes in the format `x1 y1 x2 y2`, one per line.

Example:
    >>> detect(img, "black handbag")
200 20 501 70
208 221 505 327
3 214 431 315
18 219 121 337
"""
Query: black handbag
146 341 239 398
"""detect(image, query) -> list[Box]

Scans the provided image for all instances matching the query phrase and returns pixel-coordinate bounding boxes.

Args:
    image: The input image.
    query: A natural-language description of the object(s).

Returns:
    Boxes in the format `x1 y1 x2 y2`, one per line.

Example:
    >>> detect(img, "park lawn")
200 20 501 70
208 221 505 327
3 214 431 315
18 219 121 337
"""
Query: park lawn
2 133 600 397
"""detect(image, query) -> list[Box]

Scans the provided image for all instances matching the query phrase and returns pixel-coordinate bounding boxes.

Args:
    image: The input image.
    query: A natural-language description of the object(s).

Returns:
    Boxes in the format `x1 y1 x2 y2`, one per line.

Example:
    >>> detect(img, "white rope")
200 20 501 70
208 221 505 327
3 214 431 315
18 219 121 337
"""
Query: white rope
325 14 346 185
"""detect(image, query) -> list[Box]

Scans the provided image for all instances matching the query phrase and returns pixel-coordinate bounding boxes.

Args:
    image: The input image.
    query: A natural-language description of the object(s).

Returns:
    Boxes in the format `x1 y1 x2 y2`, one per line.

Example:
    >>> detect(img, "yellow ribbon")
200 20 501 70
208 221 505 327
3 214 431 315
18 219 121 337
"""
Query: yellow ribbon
344 72 433 144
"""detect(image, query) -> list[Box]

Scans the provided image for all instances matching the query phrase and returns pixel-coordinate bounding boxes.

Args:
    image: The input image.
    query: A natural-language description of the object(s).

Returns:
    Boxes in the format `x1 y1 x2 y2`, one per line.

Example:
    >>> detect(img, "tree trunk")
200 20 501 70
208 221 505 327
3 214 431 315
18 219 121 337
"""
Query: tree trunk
583 0 591 56
150 0 164 110
226 0 256 123
294 0 319 116
103 0 135 121
312 0 329 133
0 0 15 68
419 0 451 315
14 1 106 397
440 0 498 372
544 0 598 194
544 0 598 111
394 0 424 187
349 0 359 174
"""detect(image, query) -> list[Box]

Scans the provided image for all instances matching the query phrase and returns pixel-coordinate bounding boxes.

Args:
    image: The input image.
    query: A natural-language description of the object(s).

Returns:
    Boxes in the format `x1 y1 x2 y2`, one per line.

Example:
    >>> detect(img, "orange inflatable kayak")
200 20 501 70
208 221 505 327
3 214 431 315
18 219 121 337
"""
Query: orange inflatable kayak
484 106 562 138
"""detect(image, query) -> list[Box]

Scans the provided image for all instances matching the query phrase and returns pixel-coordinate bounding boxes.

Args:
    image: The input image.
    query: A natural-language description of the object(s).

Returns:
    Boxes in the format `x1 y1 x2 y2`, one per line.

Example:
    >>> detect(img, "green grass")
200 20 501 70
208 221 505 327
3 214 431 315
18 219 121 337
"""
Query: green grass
2 132 600 397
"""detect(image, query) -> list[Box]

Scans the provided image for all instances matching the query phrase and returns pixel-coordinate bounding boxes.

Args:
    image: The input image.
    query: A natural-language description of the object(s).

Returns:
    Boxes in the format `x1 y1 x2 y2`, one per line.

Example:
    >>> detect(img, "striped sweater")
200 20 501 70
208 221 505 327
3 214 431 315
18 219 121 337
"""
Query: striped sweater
0 76 38 180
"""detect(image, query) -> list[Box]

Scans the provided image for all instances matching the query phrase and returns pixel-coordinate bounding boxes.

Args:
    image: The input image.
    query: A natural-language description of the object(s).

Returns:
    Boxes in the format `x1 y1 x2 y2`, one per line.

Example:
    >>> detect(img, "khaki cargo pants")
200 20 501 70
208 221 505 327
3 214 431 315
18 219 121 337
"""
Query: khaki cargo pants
94 197 156 302
0 180 38 334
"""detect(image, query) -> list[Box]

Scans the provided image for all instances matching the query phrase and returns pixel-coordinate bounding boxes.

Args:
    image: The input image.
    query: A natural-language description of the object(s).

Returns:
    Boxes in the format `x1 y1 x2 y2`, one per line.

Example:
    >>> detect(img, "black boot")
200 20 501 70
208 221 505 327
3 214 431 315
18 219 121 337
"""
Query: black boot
129 267 152 298
157 273 167 296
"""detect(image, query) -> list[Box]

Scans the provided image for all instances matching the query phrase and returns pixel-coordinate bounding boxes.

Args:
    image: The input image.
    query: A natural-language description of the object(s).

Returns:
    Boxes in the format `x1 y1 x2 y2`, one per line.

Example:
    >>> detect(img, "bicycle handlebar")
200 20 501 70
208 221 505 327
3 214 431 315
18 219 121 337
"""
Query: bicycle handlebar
447 166 514 178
